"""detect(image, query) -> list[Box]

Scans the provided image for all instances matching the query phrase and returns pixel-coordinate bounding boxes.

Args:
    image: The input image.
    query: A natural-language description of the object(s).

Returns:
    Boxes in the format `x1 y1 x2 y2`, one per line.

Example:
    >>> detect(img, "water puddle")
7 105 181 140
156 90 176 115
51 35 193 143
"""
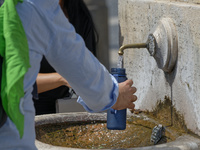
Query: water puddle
35 114 179 149
35 97 199 149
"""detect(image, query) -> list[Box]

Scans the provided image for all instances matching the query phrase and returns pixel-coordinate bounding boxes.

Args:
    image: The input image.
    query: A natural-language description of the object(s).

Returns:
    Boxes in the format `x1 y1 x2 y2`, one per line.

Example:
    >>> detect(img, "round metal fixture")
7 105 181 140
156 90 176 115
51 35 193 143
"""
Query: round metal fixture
151 18 178 73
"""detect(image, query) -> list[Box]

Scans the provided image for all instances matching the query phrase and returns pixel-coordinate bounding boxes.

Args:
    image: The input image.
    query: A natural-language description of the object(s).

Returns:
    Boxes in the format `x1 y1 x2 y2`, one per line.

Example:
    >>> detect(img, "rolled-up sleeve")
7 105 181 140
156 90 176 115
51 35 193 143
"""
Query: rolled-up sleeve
45 21 119 112
45 23 119 112
77 74 119 112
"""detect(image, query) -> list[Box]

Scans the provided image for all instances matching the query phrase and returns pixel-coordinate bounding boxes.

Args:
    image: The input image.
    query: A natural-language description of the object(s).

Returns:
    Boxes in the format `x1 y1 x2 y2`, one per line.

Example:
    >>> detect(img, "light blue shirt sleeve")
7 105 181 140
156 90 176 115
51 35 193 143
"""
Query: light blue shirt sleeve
17 0 119 112
77 74 119 112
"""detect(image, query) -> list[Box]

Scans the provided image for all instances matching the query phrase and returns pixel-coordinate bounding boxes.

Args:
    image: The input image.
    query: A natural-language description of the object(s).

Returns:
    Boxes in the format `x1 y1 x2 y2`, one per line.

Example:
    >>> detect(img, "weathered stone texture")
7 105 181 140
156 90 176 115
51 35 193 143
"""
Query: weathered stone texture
119 0 200 135
158 0 200 4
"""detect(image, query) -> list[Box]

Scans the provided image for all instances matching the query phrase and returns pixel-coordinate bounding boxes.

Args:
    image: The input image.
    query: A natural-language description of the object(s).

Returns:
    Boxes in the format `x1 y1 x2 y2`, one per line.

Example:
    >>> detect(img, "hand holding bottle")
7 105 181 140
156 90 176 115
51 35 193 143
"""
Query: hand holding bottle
112 79 137 110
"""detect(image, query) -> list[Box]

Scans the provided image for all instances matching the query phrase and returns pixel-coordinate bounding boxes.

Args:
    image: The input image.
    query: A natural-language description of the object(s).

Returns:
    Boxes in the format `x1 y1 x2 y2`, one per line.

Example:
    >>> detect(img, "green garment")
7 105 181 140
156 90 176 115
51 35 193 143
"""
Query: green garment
0 0 30 138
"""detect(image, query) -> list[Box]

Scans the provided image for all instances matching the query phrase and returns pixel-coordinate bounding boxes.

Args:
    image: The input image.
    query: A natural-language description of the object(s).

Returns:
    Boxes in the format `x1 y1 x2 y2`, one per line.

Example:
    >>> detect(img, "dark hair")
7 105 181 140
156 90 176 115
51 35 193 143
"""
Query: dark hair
63 0 98 56
0 0 4 6
34 0 100 115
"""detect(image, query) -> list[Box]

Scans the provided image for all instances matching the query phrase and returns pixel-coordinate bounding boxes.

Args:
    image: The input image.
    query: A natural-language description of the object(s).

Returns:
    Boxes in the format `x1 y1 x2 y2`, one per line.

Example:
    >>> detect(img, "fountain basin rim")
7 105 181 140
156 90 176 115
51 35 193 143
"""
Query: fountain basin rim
35 112 200 150
35 112 107 126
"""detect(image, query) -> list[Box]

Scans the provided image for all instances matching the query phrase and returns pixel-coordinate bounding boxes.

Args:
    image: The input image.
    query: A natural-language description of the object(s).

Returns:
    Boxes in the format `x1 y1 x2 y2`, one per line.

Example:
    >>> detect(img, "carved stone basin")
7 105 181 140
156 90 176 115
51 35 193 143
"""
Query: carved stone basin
35 112 200 150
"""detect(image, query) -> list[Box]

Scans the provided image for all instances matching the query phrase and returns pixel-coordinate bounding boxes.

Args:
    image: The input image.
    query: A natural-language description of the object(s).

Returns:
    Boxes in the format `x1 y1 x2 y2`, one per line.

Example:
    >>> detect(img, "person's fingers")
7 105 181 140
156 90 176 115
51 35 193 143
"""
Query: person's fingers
126 79 133 86
127 103 135 109
130 95 137 102
130 86 137 94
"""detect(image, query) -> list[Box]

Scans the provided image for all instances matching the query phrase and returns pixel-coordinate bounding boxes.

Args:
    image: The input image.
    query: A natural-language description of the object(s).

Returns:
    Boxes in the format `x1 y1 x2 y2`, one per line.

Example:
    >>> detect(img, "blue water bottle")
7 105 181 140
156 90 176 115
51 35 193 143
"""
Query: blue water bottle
107 68 127 130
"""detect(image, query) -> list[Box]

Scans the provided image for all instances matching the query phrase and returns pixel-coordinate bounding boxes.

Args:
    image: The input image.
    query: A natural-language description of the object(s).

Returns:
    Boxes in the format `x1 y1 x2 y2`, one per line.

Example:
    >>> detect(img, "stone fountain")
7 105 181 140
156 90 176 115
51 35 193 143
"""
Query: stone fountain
35 0 200 149
35 111 200 150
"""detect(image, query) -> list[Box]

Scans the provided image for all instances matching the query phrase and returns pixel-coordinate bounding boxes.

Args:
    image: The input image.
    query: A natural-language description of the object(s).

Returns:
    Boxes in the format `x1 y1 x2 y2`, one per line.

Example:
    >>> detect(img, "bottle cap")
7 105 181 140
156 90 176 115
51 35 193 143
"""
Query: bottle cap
111 68 126 75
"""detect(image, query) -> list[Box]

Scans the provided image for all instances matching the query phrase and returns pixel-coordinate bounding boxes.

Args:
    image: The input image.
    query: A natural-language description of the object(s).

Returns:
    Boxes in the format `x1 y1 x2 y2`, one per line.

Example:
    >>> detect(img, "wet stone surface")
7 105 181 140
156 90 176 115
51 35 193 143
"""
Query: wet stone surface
35 115 178 149
35 97 198 149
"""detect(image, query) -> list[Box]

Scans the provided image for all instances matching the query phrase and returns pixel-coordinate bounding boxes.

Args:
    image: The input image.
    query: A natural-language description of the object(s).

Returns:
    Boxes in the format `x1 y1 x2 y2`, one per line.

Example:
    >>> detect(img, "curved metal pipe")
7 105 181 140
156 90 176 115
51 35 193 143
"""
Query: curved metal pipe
118 43 148 55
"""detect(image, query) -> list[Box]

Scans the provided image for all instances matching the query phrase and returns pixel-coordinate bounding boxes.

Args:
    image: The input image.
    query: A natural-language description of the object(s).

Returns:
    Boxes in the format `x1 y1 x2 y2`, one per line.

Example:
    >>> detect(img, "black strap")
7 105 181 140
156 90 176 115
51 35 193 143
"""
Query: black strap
0 100 7 128
0 0 4 7
0 55 7 128
0 0 8 128
32 82 39 100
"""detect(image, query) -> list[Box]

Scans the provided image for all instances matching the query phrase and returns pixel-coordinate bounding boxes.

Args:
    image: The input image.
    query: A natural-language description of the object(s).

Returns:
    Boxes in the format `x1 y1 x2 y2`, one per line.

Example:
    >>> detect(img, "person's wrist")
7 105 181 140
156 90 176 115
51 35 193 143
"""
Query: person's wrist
56 73 65 85
111 95 120 110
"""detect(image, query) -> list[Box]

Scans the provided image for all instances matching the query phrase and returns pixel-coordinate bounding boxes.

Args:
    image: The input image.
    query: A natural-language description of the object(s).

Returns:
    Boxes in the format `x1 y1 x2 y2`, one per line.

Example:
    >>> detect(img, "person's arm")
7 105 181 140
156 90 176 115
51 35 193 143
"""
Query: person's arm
36 73 71 93
42 6 137 112
18 1 137 112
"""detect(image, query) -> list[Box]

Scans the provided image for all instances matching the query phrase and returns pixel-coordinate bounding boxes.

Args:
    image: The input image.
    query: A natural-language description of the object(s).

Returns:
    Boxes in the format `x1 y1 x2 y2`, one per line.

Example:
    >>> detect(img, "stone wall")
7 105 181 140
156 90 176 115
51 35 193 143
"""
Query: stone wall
158 0 200 4
119 0 200 135
84 0 110 69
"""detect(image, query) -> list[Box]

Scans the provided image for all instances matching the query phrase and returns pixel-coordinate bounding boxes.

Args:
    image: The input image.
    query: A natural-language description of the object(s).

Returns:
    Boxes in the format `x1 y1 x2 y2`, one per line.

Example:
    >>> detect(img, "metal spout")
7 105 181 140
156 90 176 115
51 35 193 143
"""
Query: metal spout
118 18 178 73
118 43 147 55
118 34 156 56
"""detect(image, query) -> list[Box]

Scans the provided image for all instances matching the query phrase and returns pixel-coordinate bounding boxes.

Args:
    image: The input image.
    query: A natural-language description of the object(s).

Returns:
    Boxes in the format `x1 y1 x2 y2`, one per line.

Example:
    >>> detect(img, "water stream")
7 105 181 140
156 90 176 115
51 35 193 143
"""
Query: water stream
117 55 123 68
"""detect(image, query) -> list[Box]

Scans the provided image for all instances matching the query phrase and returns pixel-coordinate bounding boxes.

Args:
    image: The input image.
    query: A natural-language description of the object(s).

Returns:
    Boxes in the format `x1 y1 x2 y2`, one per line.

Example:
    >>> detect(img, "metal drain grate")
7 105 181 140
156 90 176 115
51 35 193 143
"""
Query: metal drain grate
150 124 165 145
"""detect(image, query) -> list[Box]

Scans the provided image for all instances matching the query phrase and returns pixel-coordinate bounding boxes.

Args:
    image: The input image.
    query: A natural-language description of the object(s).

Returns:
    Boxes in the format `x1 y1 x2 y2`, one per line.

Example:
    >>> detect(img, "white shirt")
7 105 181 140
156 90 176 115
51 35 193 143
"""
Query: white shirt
0 0 118 149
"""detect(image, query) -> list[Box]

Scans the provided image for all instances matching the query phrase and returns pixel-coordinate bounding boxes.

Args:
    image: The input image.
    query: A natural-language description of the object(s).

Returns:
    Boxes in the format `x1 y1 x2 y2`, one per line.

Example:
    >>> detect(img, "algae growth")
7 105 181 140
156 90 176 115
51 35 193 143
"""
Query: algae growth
36 120 169 149
35 96 198 149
